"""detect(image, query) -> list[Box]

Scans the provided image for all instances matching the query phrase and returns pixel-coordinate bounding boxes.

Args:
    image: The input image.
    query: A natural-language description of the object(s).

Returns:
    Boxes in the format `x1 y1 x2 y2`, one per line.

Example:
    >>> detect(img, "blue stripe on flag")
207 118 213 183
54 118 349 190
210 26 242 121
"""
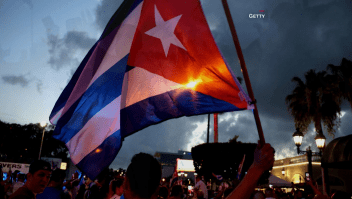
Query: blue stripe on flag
53 54 128 143
76 130 122 180
120 89 243 137
49 43 98 120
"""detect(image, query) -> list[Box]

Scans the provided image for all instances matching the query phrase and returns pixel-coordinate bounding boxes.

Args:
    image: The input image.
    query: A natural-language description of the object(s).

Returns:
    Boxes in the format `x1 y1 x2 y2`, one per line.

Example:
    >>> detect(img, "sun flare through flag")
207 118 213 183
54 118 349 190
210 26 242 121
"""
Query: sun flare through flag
49 0 254 180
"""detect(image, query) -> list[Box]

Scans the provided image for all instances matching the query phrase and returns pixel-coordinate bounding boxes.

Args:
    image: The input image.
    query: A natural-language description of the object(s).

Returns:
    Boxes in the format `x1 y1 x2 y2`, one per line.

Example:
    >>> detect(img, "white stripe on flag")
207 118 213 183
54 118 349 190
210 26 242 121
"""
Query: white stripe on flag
50 108 63 125
121 67 183 109
88 2 143 88
66 96 121 164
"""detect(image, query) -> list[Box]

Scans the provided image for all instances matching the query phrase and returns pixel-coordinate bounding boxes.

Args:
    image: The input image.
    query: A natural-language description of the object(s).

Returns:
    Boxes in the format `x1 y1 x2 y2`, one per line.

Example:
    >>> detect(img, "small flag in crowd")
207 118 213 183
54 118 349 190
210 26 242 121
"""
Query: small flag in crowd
49 0 253 180
212 172 223 181
237 154 246 180
170 166 178 187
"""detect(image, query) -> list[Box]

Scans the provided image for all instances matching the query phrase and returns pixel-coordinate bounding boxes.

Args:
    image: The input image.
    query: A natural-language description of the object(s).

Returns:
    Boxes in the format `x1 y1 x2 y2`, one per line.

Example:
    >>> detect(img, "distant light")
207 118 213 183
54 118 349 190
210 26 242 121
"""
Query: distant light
95 148 102 153
40 121 47 127
60 162 67 170
162 178 165 182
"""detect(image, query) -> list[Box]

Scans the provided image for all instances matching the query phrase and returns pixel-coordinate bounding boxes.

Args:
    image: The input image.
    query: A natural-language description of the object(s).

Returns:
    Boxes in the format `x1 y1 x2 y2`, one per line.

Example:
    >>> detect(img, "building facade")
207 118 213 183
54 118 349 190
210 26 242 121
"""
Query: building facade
272 154 352 194
272 154 322 184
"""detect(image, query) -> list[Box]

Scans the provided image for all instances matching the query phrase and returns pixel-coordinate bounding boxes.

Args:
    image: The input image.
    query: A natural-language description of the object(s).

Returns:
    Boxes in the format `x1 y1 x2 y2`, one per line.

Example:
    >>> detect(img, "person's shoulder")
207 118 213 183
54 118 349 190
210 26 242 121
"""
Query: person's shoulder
37 187 63 199
9 186 34 199
111 194 120 199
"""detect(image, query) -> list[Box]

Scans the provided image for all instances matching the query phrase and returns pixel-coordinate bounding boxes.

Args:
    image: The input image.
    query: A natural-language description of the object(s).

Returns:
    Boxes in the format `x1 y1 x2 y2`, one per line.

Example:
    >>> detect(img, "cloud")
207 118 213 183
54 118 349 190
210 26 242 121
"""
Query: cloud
0 45 11 64
36 80 43 93
45 30 96 70
42 16 60 36
2 75 30 87
42 15 96 70
21 0 33 9
213 1 352 125
186 119 208 151
64 31 96 50
94 0 124 31
2 74 45 94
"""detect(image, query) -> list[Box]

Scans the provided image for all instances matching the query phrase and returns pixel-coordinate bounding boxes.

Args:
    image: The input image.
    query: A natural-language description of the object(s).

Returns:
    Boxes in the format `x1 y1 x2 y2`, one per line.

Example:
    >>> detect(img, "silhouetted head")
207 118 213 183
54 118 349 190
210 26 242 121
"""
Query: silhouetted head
124 153 161 199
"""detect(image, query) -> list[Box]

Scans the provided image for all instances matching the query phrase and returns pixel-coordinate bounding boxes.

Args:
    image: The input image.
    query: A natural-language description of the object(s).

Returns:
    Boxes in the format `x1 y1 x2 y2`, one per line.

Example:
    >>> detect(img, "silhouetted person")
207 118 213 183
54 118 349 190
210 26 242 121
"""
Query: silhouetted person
13 174 26 193
169 185 183 199
157 186 168 199
9 160 52 199
195 176 207 199
224 141 275 199
108 178 124 199
122 153 161 199
37 169 66 199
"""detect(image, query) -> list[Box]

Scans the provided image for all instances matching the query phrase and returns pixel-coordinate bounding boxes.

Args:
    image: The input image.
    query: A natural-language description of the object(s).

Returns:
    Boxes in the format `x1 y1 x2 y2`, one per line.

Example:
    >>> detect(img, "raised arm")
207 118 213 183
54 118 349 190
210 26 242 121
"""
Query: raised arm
225 141 275 199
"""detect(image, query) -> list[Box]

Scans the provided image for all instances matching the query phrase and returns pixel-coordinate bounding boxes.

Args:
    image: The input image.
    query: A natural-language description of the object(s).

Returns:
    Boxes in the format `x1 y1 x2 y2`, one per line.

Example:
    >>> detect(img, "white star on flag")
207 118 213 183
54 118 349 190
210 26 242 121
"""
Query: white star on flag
145 5 187 57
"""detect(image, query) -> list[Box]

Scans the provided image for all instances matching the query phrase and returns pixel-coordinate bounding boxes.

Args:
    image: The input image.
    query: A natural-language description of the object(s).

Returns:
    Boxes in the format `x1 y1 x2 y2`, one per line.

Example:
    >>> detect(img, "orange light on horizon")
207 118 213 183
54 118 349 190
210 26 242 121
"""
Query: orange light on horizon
95 148 102 153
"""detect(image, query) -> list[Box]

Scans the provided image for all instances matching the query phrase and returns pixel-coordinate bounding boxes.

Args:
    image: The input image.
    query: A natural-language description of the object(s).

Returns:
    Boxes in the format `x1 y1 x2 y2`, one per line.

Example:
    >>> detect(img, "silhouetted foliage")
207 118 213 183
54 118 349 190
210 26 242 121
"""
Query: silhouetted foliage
327 58 352 112
286 69 341 137
0 120 69 163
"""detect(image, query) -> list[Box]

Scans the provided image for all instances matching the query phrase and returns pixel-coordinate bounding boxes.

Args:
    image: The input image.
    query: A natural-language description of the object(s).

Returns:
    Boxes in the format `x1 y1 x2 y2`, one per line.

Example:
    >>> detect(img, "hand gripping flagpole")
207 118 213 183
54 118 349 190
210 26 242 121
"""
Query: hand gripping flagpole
221 0 265 145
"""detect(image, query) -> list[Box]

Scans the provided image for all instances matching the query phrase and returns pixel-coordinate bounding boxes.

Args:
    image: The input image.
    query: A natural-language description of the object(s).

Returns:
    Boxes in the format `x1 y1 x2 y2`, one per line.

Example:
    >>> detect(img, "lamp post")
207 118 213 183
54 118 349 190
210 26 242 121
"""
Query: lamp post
38 122 47 160
292 128 326 182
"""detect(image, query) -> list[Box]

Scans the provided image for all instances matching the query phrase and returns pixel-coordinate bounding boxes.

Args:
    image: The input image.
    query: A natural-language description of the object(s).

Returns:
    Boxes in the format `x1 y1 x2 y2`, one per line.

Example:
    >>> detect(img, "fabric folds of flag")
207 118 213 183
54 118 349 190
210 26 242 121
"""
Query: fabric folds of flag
49 0 253 180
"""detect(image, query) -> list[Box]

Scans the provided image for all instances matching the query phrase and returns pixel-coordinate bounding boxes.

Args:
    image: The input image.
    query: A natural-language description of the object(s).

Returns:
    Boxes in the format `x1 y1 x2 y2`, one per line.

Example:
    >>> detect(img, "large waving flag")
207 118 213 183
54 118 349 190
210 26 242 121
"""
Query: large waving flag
49 0 253 180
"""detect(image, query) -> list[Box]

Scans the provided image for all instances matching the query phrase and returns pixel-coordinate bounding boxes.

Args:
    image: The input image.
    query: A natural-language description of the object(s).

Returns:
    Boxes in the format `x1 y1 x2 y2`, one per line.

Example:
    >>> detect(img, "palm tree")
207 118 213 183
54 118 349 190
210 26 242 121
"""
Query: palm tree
327 58 352 111
286 69 342 137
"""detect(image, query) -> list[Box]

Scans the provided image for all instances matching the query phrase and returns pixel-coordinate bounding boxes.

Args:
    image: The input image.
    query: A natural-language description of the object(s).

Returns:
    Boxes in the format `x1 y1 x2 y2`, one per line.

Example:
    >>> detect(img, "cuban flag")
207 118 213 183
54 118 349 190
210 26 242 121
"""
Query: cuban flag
49 0 253 180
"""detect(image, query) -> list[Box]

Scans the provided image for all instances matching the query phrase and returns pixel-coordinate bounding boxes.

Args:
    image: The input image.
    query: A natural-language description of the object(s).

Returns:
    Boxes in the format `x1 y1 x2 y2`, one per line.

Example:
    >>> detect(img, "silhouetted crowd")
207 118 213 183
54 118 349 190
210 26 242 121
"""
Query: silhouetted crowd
1 142 350 199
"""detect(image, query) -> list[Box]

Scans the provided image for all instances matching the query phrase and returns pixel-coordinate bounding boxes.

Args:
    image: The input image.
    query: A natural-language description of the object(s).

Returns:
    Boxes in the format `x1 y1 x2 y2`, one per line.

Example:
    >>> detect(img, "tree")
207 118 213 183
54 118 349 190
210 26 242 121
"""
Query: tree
327 58 352 111
229 135 242 144
286 69 342 137
0 120 69 163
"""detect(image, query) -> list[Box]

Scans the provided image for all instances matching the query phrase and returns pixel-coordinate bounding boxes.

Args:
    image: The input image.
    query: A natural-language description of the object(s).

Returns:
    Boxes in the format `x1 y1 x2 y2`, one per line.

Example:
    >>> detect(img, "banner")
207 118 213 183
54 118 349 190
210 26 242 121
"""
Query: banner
0 162 30 174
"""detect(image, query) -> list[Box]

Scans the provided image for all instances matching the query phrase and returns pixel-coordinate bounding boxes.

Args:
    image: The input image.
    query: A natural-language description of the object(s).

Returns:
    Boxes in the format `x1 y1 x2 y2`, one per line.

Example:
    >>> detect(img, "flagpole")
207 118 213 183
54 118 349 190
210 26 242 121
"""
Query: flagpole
221 0 265 145
207 114 210 143
214 113 218 143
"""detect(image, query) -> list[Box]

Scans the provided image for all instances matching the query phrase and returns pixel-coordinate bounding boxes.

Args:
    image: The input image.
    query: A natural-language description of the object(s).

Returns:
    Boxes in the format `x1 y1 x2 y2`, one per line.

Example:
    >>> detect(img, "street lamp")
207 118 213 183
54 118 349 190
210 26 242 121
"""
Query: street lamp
38 122 47 160
315 133 326 152
292 129 304 154
292 128 326 182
